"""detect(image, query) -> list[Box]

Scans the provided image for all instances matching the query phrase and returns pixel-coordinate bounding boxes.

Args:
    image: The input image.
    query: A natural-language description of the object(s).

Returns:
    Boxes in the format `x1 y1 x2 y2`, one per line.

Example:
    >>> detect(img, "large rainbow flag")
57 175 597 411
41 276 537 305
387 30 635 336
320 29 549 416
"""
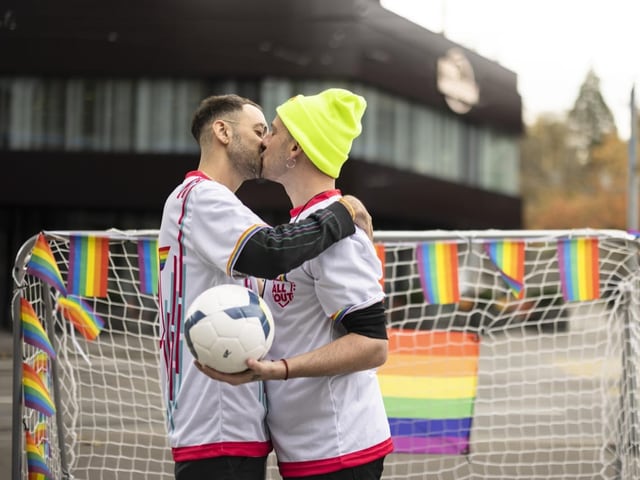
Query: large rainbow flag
416 242 460 304
26 233 67 295
67 235 110 297
557 237 600 302
377 328 480 455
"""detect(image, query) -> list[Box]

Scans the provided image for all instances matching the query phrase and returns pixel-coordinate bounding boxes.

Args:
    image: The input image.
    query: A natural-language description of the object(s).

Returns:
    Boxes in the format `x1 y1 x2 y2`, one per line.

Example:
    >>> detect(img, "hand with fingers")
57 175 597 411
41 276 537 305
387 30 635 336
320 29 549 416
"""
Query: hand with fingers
340 195 373 241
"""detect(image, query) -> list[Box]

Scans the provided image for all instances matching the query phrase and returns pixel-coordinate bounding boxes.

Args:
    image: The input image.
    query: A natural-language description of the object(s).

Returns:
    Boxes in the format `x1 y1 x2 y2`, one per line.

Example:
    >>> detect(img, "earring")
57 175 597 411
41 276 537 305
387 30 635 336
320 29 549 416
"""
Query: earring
286 158 296 169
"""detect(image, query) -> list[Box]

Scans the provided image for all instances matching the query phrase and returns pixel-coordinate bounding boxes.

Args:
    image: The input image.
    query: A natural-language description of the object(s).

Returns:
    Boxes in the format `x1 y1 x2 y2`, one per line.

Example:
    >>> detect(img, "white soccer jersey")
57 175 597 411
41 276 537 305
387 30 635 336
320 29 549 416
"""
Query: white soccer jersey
157 171 271 462
263 190 393 478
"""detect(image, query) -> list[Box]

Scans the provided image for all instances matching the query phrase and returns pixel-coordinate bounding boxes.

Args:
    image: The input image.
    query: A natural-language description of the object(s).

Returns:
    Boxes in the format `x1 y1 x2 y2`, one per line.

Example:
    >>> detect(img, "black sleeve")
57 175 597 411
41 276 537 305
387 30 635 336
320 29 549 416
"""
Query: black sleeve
340 301 388 339
233 201 355 279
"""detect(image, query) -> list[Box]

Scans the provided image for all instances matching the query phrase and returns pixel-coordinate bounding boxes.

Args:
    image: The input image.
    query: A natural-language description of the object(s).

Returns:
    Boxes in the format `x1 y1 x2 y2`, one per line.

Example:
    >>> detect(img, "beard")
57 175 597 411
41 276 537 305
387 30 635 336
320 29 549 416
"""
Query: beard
228 134 261 180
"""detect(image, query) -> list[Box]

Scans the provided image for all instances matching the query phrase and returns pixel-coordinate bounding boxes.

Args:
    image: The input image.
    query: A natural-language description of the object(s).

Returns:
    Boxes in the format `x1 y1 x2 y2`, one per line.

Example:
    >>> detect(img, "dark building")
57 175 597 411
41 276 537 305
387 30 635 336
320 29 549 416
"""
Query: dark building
0 0 523 328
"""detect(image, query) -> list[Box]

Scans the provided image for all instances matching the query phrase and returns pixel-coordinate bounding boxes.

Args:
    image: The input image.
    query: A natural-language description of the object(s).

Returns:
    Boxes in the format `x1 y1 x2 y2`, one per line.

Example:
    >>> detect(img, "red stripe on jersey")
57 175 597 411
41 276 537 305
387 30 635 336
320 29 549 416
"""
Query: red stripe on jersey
278 437 393 477
172 440 273 462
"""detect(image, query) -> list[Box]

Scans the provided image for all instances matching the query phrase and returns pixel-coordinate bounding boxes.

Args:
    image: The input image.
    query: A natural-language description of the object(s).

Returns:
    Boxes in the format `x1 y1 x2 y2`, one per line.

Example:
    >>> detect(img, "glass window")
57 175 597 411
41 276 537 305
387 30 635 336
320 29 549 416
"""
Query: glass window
0 76 520 195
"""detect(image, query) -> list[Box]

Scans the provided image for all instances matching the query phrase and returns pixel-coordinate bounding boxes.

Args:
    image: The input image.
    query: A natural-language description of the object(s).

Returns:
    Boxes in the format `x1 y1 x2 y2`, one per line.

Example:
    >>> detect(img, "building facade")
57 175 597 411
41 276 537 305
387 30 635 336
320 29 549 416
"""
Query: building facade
0 0 523 327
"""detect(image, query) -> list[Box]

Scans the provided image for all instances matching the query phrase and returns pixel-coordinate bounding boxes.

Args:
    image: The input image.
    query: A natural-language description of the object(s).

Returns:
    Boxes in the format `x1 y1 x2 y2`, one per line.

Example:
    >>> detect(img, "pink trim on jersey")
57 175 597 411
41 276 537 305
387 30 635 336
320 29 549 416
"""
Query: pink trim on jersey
289 189 341 219
278 438 394 478
165 173 204 403
172 440 273 462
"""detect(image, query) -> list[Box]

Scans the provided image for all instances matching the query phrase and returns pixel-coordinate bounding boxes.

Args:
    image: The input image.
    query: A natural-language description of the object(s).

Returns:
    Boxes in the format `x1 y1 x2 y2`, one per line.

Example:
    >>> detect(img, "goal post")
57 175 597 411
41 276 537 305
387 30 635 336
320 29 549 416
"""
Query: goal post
11 228 640 479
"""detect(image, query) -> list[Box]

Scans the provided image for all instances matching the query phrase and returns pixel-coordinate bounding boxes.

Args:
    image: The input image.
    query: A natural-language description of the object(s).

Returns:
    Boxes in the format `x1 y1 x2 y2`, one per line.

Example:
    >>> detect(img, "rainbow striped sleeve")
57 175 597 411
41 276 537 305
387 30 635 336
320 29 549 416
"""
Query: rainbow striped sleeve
20 297 56 360
377 328 479 455
67 235 110 298
484 240 525 299
26 233 67 295
22 362 55 417
137 239 159 295
557 238 600 302
58 295 105 341
416 242 460 304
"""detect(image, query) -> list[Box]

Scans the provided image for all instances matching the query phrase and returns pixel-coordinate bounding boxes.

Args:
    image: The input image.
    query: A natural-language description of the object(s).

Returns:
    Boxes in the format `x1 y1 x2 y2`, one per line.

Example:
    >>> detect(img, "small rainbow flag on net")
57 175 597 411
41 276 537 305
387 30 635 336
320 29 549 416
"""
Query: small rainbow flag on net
416 242 460 304
26 233 67 295
20 297 56 360
67 235 110 297
137 238 159 295
22 362 55 417
26 429 53 480
483 240 525 299
58 295 105 341
557 237 600 302
378 328 479 454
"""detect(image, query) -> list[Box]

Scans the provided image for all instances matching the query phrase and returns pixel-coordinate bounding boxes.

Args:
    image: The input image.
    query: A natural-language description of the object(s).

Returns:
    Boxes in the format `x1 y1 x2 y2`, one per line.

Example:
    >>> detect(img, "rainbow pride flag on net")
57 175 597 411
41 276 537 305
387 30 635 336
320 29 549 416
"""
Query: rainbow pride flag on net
58 295 105 341
26 429 53 480
483 240 525 299
26 233 67 295
22 362 55 417
557 237 600 302
20 297 56 360
377 328 479 455
416 242 460 304
137 238 159 295
67 235 110 297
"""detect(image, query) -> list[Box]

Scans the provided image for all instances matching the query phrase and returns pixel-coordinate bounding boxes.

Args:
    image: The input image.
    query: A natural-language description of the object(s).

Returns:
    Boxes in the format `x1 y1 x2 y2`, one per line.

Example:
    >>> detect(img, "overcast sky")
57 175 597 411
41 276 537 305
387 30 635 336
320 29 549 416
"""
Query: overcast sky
381 0 639 139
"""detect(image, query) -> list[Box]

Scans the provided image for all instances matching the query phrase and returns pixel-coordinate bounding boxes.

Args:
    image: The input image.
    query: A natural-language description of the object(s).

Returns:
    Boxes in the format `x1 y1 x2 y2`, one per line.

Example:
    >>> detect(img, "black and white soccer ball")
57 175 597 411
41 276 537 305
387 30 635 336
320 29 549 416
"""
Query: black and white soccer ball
184 284 275 373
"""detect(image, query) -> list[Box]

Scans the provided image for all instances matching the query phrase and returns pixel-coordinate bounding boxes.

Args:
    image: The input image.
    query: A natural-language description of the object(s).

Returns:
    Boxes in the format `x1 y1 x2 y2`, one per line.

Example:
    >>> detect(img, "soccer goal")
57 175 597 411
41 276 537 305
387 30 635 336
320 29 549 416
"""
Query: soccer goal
11 229 640 480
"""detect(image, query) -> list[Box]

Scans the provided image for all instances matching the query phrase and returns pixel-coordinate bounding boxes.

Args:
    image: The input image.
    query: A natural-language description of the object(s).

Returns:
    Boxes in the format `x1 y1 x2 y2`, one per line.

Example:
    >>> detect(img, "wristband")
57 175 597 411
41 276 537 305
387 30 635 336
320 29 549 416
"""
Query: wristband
281 358 289 380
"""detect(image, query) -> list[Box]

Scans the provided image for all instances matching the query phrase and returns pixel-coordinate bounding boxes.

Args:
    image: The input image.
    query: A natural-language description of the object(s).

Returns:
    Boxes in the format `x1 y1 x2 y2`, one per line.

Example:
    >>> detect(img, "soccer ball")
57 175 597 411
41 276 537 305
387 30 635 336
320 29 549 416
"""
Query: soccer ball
184 284 275 373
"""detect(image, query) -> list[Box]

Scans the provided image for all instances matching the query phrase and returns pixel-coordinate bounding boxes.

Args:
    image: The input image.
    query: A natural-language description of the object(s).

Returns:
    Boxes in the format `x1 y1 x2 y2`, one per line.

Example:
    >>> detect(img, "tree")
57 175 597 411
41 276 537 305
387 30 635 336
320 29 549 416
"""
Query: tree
521 68 628 229
567 69 617 160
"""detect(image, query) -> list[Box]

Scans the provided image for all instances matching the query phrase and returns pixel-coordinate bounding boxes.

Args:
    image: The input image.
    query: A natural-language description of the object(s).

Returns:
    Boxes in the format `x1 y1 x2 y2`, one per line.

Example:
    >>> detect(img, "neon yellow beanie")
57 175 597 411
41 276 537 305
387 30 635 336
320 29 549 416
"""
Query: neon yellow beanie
276 88 367 178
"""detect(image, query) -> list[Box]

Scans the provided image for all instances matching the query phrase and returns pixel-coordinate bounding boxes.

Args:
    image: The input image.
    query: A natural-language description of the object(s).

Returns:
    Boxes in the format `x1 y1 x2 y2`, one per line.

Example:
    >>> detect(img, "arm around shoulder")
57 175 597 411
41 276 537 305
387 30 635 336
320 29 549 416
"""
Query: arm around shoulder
233 201 356 278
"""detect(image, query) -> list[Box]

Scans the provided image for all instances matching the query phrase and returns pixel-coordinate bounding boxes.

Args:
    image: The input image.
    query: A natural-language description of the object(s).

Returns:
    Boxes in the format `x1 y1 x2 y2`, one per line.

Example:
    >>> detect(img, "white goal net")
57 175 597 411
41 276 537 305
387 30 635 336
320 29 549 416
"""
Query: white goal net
11 229 640 479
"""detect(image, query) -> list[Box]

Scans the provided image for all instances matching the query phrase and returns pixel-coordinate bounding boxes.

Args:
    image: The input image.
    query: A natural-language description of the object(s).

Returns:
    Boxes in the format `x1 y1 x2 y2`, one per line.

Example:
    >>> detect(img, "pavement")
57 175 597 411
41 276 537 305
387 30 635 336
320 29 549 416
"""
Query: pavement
1 327 15 479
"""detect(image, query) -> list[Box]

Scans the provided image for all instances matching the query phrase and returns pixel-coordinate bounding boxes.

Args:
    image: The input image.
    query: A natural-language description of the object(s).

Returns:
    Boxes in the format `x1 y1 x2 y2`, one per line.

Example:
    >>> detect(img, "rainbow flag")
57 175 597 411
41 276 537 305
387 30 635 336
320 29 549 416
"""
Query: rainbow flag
416 242 460 304
26 430 53 480
158 246 170 271
20 297 56 359
378 328 479 454
67 235 110 297
138 239 159 295
58 295 105 341
33 352 49 378
26 233 67 295
484 240 525 299
375 243 385 289
557 238 600 302
23 362 55 417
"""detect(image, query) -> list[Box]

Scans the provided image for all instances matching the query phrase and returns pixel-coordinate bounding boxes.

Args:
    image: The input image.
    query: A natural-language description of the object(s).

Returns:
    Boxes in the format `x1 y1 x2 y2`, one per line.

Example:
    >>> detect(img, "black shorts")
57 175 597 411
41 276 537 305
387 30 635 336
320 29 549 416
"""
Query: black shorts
283 457 386 480
175 455 268 480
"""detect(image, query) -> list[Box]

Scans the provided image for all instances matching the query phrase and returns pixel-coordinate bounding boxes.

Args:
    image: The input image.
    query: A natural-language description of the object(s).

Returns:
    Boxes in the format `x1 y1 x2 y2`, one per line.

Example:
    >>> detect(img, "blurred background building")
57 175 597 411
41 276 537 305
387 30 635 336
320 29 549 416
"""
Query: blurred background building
0 0 523 329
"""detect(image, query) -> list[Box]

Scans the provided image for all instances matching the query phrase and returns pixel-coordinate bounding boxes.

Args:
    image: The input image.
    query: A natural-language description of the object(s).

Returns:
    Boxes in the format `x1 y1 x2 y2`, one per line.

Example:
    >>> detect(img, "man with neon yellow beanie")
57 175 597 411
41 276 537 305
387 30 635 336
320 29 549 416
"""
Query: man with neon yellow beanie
196 88 393 479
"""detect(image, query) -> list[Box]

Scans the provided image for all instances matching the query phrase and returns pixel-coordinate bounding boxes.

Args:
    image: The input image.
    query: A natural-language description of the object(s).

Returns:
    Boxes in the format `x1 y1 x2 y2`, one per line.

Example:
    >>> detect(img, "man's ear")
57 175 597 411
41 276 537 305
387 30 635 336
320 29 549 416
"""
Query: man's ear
212 120 229 145
290 141 302 158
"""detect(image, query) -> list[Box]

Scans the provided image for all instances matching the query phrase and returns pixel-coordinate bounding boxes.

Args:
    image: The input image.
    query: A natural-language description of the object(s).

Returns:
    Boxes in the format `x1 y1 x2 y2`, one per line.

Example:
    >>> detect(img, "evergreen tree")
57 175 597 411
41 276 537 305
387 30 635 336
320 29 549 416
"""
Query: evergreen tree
567 68 617 155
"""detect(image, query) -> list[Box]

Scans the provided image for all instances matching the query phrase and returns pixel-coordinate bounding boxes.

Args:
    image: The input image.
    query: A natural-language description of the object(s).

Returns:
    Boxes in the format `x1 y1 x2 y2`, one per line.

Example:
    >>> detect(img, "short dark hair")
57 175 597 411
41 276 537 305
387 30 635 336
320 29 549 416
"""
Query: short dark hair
190 94 261 145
